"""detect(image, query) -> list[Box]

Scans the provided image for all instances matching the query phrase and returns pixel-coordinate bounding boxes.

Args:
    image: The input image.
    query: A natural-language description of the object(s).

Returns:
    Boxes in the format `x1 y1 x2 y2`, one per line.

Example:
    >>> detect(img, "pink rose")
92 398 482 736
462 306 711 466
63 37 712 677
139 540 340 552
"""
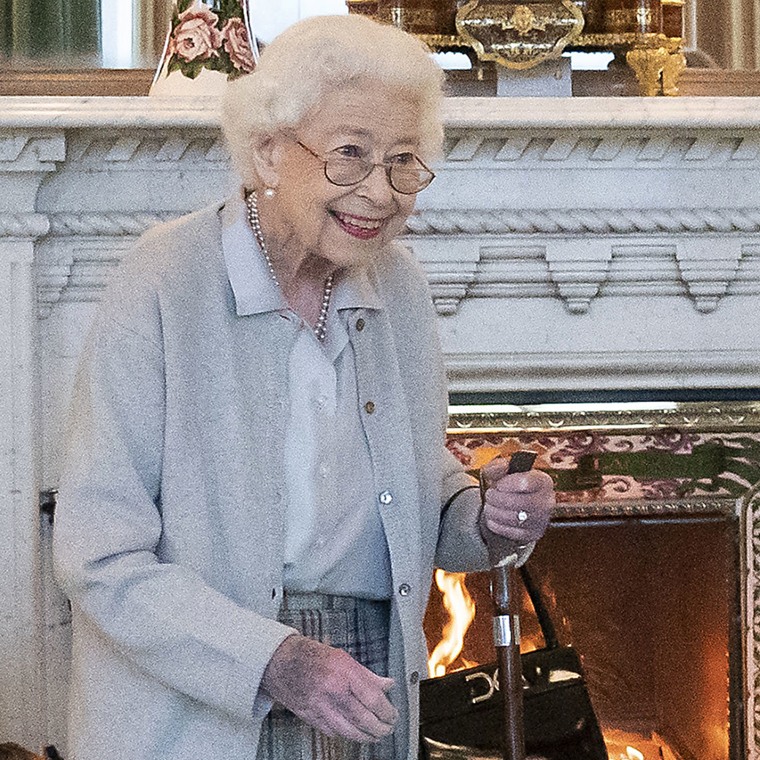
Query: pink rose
222 17 255 72
169 6 222 62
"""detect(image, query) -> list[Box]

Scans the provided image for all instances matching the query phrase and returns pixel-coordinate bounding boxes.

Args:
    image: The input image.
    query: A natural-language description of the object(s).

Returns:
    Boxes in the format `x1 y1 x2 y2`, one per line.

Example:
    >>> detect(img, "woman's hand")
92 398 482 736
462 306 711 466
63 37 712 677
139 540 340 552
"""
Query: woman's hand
261 634 398 743
479 457 555 546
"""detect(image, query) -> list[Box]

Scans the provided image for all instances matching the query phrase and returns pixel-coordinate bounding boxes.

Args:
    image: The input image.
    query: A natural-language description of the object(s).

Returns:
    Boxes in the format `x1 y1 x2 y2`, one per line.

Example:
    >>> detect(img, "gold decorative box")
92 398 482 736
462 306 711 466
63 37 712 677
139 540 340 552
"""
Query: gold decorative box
347 0 686 96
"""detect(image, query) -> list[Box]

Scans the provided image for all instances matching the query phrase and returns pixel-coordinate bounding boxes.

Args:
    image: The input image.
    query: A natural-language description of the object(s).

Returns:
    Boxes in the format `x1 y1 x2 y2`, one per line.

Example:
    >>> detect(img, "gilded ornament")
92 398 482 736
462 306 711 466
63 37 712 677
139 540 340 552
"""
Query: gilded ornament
662 50 686 96
626 44 669 96
508 6 547 35
455 0 585 70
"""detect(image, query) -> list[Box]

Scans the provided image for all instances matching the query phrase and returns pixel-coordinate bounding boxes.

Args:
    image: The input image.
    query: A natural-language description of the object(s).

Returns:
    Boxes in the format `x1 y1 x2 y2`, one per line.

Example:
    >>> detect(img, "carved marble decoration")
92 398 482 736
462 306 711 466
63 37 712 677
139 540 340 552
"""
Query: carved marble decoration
3 96 760 752
0 213 50 239
35 241 129 318
405 207 760 236
0 132 58 748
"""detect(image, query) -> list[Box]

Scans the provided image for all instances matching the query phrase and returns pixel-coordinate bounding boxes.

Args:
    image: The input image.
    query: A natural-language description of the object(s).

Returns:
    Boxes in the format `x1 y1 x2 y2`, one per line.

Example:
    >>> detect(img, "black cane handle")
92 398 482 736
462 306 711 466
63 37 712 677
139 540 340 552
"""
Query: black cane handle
479 451 537 503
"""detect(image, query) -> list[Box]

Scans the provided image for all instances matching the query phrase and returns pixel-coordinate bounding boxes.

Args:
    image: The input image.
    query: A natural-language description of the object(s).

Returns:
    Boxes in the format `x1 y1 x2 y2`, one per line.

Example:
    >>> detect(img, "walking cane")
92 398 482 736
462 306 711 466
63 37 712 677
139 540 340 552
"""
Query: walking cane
479 450 537 760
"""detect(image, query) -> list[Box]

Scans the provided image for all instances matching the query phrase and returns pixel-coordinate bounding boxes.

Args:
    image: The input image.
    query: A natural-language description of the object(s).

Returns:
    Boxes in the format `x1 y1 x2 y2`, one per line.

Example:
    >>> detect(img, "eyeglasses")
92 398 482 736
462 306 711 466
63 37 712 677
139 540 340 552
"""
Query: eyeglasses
296 141 435 195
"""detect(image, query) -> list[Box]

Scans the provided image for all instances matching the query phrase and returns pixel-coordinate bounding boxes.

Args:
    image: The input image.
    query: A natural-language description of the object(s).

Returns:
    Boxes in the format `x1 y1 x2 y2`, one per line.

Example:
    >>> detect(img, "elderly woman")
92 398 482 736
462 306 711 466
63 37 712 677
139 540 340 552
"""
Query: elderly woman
53 13 554 760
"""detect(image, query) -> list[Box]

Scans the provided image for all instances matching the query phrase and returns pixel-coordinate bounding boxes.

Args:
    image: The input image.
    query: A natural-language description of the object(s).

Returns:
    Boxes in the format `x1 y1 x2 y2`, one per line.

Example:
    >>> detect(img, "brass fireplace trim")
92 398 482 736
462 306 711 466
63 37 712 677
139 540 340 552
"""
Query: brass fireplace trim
448 400 760 435
742 481 760 758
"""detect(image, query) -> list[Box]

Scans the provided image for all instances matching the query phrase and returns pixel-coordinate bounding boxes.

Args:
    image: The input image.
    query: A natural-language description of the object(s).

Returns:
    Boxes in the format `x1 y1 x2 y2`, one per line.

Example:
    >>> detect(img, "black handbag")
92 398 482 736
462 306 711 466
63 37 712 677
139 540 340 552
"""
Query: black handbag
419 564 609 760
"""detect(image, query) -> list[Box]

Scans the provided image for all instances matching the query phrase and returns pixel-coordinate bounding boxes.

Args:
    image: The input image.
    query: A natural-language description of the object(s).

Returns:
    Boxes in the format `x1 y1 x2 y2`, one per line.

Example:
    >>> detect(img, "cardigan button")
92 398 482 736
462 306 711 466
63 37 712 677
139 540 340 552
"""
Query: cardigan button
398 583 411 597
355 318 366 331
364 400 375 414
409 671 419 685
379 490 393 505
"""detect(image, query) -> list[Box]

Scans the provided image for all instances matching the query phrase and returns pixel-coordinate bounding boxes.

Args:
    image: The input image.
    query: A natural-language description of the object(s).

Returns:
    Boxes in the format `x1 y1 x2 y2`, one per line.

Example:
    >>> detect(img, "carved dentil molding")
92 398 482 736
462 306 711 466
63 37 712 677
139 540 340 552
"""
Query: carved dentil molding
413 239 755 316
66 133 228 166
0 131 66 166
36 242 127 318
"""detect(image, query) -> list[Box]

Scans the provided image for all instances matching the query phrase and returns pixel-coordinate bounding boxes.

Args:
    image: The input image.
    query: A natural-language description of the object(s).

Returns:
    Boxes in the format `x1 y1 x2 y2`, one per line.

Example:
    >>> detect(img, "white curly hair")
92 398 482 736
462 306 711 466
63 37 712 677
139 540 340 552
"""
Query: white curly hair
221 14 445 189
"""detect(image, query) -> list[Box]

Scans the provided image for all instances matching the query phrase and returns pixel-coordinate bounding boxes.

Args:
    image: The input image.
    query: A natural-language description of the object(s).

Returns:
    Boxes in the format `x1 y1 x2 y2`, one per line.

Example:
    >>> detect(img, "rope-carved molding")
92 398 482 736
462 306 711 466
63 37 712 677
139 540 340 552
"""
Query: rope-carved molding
443 133 760 164
49 212 178 237
0 213 50 239
35 208 760 238
36 211 181 317
405 208 760 236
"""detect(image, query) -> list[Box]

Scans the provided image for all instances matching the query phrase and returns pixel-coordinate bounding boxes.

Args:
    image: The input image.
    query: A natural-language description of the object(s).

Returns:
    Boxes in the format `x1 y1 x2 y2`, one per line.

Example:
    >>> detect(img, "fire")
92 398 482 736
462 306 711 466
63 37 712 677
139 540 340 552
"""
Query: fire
603 728 685 760
427 570 477 678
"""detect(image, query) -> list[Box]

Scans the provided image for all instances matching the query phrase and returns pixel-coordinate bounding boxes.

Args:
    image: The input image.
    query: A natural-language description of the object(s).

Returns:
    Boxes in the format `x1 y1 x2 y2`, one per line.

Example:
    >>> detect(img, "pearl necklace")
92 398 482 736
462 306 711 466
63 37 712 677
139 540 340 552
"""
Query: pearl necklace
245 190 333 343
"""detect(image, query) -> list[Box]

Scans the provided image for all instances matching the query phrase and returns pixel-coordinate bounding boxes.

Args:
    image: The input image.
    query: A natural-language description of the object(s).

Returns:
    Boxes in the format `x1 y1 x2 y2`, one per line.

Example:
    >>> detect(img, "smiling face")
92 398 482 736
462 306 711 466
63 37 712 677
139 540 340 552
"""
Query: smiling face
253 80 425 279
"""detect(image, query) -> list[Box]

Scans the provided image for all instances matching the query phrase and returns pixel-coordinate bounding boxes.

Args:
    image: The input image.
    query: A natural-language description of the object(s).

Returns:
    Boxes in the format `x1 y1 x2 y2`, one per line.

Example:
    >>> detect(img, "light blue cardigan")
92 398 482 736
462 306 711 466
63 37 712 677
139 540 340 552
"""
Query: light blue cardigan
53 201 490 760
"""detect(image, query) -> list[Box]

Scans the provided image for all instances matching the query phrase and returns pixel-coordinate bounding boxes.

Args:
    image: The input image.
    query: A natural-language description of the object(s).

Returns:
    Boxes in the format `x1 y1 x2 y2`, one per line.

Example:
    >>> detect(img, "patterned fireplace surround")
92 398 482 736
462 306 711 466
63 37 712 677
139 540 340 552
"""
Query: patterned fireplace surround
2 95 760 755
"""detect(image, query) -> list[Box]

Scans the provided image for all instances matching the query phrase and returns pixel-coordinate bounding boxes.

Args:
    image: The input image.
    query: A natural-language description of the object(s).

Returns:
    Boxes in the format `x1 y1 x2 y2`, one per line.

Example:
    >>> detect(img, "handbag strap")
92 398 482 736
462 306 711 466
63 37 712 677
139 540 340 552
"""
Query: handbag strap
519 564 560 650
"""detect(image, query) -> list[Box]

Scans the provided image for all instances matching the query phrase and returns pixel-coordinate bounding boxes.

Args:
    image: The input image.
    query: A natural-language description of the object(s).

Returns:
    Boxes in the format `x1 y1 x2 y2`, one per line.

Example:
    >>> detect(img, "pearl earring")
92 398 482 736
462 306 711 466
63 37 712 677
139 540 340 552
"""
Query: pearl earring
263 187 276 198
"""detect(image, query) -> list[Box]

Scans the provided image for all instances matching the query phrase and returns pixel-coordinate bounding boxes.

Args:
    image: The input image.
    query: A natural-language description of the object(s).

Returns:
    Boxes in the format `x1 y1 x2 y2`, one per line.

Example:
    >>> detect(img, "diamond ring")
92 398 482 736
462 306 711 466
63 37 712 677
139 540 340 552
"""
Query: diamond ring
517 510 529 524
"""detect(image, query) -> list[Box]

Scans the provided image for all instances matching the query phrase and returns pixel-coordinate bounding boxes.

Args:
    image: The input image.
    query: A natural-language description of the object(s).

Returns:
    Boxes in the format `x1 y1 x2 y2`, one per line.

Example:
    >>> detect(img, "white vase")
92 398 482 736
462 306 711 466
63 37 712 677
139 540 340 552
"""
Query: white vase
150 0 258 97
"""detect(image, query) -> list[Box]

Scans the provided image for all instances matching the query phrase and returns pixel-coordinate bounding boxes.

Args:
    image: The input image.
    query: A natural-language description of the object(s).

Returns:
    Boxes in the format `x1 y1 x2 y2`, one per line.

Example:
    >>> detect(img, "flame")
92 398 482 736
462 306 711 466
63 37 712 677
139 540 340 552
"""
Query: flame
603 728 685 760
427 570 477 678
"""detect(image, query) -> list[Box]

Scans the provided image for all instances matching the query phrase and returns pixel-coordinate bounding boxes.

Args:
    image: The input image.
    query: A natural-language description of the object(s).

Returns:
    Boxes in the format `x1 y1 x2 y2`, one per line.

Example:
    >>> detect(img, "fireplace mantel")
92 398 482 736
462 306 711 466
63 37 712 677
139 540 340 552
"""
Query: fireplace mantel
3 94 760 753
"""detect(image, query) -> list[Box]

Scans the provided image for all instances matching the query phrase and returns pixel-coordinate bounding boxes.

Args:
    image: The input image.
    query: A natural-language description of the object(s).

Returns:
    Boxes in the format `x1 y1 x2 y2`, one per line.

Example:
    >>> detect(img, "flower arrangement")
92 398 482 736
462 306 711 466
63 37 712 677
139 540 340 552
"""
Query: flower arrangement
166 0 256 79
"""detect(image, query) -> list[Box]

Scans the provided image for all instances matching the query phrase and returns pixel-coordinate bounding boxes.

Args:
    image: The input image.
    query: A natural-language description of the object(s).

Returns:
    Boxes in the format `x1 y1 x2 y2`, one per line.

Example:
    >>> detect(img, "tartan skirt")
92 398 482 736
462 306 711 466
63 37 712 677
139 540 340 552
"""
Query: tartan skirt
255 591 394 760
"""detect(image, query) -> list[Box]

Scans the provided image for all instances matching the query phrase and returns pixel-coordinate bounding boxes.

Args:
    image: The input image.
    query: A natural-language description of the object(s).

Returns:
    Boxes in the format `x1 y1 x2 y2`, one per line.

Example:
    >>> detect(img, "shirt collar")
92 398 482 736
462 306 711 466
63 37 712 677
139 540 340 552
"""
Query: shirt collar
221 190 284 316
221 190 384 317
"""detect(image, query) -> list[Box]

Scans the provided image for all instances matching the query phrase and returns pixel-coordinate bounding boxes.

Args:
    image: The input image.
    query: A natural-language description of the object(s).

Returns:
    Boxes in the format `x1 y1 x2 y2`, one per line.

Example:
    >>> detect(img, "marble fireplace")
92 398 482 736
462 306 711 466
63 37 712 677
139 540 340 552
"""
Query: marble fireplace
426 404 756 760
2 94 760 756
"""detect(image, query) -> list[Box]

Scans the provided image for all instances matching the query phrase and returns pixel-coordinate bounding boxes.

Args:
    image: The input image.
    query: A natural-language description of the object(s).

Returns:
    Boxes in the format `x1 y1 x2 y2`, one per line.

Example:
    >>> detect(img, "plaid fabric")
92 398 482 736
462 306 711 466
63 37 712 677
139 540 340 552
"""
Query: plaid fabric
256 592 394 760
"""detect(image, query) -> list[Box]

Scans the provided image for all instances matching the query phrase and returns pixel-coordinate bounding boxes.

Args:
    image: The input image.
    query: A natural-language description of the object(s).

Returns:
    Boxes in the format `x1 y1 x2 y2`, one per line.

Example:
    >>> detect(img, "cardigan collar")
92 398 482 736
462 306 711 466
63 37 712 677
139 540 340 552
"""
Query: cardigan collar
219 190 384 318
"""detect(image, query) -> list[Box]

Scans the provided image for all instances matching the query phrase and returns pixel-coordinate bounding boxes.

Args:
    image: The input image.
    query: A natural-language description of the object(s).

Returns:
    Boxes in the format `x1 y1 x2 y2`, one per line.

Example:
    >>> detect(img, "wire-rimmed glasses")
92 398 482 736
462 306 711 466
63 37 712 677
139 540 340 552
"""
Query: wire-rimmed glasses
297 141 435 195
